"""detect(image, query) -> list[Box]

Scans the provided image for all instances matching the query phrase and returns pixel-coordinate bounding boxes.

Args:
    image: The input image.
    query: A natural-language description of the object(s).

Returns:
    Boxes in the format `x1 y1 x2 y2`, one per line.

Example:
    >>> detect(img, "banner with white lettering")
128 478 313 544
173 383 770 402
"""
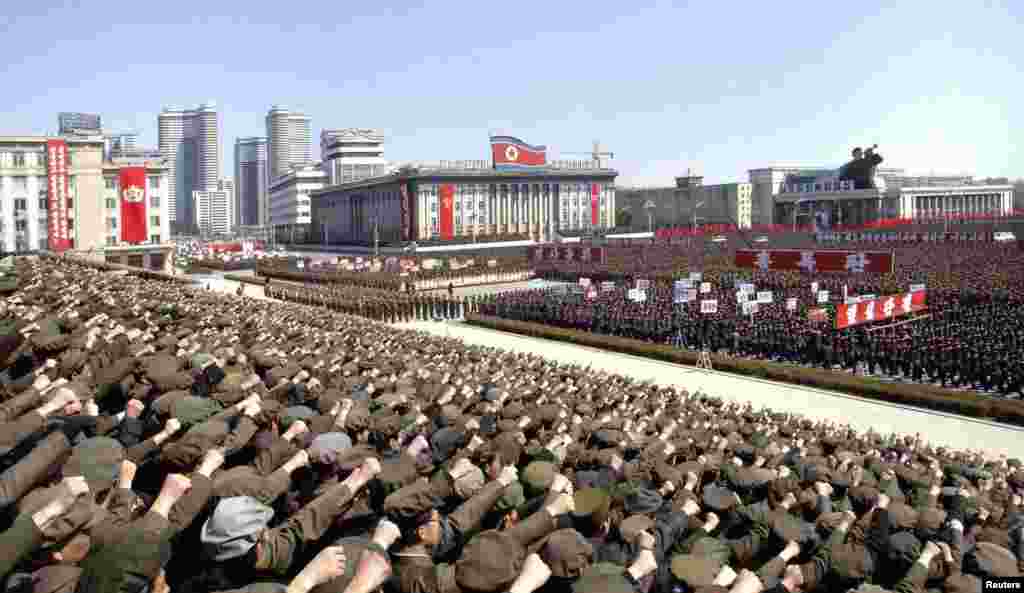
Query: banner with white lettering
835 291 928 329
786 297 798 311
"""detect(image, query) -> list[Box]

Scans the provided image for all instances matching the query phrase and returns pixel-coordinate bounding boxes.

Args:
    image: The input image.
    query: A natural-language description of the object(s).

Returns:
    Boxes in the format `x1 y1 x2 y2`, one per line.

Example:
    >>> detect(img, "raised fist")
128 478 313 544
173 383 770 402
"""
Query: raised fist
164 418 182 435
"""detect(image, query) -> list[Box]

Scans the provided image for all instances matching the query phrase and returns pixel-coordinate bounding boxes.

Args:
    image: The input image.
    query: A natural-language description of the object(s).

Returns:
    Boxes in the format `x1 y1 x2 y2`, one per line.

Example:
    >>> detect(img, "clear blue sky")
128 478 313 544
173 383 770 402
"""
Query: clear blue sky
1 0 1019 186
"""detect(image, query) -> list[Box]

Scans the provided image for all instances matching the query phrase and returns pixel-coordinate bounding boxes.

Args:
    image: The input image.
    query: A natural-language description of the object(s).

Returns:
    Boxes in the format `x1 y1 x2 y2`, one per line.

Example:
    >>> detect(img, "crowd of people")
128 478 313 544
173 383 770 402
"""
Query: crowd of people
482 242 1024 397
0 256 1022 593
265 283 468 323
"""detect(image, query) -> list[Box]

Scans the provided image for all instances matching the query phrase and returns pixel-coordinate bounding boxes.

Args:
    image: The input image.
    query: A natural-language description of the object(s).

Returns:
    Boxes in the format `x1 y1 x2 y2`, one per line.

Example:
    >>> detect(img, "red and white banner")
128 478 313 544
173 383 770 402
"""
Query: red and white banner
119 167 148 244
835 290 927 329
439 184 454 240
400 183 413 241
590 183 600 225
735 249 895 274
490 136 546 168
45 139 71 251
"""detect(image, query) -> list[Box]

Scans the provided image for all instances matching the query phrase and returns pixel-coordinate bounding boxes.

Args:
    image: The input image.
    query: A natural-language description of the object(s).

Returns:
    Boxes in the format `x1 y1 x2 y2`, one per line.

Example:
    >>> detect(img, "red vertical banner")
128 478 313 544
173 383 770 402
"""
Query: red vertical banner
45 140 70 252
119 167 148 244
591 183 600 226
439 184 454 240
399 183 410 241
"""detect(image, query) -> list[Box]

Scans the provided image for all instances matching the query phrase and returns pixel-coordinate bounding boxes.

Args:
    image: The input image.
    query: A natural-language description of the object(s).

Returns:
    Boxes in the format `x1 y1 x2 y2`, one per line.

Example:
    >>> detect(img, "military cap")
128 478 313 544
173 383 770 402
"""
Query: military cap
62 437 125 491
670 554 721 588
455 531 525 592
571 563 634 593
494 482 526 514
619 515 654 542
701 485 737 512
964 541 1020 578
172 396 224 428
886 502 920 531
689 536 731 564
623 488 663 515
539 529 594 579
573 488 611 529
522 461 557 496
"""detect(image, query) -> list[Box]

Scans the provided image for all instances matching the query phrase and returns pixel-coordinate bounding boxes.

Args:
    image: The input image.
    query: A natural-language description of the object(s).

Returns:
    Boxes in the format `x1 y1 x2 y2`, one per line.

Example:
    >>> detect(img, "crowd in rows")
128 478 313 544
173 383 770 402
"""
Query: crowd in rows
480 243 1024 396
1 256 1022 593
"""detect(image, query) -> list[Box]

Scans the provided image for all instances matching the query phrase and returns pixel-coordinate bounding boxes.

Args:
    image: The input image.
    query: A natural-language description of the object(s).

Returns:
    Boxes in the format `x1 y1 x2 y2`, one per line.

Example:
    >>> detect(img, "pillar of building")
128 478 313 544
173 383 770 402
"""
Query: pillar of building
143 253 152 270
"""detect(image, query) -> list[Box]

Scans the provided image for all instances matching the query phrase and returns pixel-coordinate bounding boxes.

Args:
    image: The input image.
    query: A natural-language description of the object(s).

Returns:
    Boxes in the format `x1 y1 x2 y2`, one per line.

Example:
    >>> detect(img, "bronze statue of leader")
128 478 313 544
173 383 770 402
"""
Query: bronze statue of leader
838 144 883 189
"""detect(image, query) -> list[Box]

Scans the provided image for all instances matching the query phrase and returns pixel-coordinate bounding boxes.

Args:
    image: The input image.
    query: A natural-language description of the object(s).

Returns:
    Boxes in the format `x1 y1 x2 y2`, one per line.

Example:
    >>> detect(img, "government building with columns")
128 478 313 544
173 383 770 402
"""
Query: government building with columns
309 160 617 246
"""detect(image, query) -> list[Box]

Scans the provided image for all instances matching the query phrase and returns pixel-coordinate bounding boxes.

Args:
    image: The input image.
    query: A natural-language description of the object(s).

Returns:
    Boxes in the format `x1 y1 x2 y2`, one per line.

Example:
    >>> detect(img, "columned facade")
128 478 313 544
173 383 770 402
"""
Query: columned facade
311 167 617 246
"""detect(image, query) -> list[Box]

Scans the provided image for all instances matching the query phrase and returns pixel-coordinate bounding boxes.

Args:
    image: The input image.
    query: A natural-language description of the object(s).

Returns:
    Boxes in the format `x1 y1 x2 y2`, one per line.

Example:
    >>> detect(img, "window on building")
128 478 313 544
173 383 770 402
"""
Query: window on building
150 234 160 244
39 198 47 211
150 215 160 227
105 178 116 190
15 199 27 211
13 153 25 167
67 197 73 210
13 177 27 192
105 198 117 209
148 176 160 189
107 236 117 246
65 152 73 167
106 217 117 230
16 220 27 232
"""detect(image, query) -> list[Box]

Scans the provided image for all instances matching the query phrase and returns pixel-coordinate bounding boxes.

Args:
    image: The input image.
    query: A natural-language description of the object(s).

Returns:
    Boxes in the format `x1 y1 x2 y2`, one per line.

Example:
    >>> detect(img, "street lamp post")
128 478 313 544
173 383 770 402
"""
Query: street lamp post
644 200 655 234
692 201 705 233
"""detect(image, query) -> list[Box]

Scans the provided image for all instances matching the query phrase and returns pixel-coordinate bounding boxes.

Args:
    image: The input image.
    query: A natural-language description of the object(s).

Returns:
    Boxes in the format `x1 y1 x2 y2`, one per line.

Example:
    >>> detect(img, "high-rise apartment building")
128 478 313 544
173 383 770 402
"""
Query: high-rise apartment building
266 106 312 182
193 179 234 237
320 128 389 185
105 132 139 159
158 103 220 228
58 112 102 135
234 137 268 227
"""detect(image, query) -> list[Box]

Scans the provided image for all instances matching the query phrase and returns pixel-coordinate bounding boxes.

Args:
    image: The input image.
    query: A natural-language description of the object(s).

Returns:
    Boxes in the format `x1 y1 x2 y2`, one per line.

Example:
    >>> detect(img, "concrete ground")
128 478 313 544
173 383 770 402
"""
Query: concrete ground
392 320 1023 458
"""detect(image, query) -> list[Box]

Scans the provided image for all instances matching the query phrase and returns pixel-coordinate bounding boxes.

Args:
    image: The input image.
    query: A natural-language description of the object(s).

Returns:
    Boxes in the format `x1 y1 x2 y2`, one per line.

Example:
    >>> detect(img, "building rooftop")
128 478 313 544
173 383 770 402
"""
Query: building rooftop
311 163 618 196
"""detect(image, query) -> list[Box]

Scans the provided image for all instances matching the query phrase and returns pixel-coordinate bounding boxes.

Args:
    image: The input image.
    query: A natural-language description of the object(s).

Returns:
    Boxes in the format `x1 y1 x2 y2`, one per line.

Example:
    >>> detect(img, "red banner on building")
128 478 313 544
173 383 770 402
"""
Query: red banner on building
45 140 70 251
835 290 927 329
735 249 895 274
571 246 584 262
591 183 600 225
119 167 148 244
557 246 570 261
400 183 412 241
439 184 455 240
527 245 540 262
589 246 606 264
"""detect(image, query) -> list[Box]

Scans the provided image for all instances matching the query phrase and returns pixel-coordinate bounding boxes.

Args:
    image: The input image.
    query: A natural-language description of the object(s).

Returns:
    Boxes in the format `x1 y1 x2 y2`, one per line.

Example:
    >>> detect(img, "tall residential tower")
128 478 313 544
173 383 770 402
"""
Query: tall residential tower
158 103 220 229
234 137 268 227
266 106 312 182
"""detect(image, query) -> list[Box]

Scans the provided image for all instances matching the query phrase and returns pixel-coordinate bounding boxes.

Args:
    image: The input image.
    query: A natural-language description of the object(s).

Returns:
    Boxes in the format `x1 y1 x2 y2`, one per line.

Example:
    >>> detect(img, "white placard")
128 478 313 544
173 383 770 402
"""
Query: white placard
739 283 755 294
700 282 712 294
786 297 797 311
817 290 829 304
811 281 819 294
689 272 703 282
742 301 759 315
756 291 774 304
909 284 925 293
700 299 718 314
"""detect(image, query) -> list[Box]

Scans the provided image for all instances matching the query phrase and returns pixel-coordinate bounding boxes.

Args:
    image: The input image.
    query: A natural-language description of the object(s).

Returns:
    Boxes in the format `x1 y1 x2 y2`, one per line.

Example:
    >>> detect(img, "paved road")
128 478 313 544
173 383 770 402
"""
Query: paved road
393 320 1023 458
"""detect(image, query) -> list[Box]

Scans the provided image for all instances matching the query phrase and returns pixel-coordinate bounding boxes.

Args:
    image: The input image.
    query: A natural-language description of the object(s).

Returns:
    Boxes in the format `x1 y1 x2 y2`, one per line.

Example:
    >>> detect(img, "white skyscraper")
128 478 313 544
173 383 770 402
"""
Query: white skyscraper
158 103 220 228
266 106 312 182
193 179 234 236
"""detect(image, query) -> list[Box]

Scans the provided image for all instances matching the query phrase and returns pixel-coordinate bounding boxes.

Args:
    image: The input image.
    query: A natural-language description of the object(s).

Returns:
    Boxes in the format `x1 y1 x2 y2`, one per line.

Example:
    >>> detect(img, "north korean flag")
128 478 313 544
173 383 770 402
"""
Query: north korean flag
490 136 547 168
